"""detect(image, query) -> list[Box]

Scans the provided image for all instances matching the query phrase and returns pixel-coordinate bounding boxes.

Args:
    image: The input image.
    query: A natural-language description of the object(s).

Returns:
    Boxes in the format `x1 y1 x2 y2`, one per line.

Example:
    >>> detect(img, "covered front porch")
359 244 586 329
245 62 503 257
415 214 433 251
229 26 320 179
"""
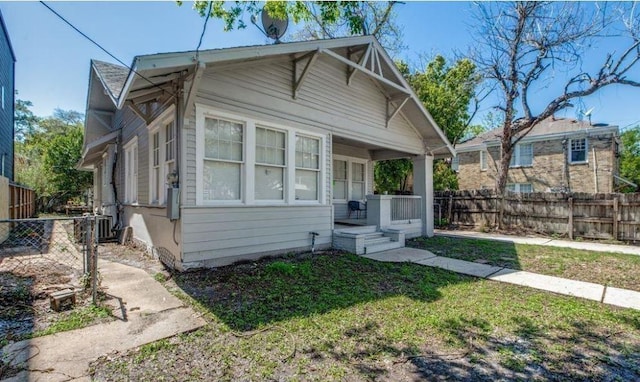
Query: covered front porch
330 134 435 254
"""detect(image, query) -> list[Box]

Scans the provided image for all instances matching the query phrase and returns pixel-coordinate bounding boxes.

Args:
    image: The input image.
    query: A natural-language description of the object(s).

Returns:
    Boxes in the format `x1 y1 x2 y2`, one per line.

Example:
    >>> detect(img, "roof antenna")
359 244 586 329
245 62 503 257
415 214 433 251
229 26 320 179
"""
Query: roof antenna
584 107 594 125
250 8 288 44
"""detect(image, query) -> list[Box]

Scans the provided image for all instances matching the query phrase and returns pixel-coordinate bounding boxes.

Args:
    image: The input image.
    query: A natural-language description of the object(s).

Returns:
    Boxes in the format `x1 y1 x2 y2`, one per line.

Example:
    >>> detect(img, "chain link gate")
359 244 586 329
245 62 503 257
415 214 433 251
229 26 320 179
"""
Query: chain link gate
0 216 101 303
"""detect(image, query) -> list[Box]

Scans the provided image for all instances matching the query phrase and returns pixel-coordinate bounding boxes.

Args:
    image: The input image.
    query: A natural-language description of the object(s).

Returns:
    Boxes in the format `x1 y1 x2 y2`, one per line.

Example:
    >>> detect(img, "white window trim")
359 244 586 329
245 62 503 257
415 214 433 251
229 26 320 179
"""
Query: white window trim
123 136 139 204
480 150 487 171
509 143 533 168
195 104 326 206
147 106 176 205
332 155 368 202
568 138 589 164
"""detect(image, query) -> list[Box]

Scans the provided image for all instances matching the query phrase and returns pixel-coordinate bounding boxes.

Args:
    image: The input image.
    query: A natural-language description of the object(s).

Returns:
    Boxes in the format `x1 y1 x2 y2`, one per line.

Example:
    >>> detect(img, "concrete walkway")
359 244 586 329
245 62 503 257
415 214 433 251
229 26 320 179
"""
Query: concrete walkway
435 229 640 256
1 260 206 382
362 247 640 311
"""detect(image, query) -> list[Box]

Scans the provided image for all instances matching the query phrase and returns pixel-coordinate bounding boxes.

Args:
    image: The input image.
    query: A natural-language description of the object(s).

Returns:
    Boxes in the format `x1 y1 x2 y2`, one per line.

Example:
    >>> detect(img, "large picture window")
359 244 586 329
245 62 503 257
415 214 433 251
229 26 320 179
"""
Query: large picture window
196 106 325 206
203 117 244 201
255 126 286 200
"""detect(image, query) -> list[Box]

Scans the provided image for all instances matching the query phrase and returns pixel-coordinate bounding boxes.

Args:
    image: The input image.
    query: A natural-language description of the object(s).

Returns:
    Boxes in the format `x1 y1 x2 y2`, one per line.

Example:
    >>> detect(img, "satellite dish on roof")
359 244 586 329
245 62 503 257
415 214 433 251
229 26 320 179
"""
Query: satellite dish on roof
251 8 288 43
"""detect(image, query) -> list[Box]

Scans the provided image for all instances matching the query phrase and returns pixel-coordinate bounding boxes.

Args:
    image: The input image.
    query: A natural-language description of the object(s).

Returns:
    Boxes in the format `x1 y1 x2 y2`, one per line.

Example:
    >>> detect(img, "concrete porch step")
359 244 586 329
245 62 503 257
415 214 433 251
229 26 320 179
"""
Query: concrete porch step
365 239 404 254
365 237 392 246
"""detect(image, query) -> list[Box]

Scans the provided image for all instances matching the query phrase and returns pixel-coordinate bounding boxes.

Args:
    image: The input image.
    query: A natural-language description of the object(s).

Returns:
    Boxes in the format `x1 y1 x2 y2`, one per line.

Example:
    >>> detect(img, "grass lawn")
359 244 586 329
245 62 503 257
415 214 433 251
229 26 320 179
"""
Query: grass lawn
90 252 640 381
409 236 640 292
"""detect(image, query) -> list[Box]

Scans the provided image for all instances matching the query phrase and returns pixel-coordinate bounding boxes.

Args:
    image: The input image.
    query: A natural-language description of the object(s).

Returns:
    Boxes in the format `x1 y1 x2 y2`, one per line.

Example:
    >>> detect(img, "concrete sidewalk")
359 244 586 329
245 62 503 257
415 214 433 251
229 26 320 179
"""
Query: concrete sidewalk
362 247 640 311
1 260 206 382
435 229 640 256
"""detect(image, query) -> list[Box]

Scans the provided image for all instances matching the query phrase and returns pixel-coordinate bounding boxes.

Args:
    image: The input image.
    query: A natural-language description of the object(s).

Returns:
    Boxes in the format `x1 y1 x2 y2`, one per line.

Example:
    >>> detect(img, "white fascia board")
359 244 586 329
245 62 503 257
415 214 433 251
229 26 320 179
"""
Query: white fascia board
135 35 376 72
369 38 455 157
116 57 140 110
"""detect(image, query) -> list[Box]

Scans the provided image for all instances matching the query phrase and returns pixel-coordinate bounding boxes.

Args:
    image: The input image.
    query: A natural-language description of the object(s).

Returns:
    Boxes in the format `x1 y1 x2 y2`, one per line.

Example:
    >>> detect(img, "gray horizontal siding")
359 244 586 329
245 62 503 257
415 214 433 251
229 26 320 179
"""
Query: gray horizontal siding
182 205 332 262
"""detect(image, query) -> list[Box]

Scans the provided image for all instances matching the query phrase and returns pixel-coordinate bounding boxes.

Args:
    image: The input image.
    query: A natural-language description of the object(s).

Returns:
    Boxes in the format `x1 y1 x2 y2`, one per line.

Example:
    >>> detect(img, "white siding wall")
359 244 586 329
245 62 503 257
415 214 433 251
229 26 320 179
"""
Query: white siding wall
181 206 332 267
179 54 423 267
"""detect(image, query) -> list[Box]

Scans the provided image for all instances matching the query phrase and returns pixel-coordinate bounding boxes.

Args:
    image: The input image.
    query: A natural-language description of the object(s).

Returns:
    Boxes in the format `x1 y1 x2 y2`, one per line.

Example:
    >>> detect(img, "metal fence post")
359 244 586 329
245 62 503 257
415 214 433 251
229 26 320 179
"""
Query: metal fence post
92 215 98 305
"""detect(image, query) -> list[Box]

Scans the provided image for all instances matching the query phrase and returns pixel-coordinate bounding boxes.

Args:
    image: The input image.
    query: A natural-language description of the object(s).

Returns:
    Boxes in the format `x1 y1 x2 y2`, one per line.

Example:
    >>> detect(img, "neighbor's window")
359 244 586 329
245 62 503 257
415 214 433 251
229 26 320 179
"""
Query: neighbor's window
507 183 533 193
255 126 286 200
510 143 533 167
295 135 320 201
124 138 138 203
570 138 587 163
333 159 348 200
480 150 487 171
203 117 244 201
351 162 365 200
451 156 459 172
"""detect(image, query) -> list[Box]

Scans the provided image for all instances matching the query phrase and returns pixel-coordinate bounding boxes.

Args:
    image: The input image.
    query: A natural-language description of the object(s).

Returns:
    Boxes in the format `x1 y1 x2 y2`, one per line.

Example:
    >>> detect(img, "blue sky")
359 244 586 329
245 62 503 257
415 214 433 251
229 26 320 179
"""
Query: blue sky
2 1 640 130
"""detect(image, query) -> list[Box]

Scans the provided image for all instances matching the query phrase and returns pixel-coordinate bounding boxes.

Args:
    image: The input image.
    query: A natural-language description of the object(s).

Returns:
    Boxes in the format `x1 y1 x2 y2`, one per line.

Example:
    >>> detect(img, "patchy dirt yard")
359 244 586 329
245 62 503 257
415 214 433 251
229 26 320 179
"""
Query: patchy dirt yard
89 251 640 381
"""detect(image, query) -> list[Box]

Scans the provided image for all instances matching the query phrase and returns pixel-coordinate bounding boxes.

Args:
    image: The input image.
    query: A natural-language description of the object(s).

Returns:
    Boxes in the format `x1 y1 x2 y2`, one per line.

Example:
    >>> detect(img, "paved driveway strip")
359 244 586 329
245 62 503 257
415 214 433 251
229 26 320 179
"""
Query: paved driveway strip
1 261 206 382
367 247 640 311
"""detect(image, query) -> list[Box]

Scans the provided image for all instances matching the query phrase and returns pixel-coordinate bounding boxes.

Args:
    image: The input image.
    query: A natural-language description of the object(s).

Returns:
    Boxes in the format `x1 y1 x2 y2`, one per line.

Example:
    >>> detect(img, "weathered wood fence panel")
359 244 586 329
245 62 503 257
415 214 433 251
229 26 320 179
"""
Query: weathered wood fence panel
434 190 640 242
8 182 36 219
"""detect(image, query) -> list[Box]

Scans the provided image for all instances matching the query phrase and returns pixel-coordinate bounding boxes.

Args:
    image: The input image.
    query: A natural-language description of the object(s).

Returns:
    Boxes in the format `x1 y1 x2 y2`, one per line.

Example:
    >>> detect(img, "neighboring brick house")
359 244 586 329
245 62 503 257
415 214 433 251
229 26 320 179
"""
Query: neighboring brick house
454 117 621 193
0 10 15 180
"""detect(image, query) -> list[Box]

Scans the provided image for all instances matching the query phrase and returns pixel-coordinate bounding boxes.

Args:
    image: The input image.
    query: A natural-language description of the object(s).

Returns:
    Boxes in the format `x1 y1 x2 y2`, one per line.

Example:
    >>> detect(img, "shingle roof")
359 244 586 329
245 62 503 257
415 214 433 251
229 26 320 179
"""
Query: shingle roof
92 60 129 100
458 117 616 149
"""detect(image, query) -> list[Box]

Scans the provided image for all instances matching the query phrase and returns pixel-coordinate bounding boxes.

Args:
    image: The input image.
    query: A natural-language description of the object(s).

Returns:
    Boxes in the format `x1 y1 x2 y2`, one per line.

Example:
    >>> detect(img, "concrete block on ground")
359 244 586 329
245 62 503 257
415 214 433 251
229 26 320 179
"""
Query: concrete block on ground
603 287 640 310
488 269 604 301
415 256 504 278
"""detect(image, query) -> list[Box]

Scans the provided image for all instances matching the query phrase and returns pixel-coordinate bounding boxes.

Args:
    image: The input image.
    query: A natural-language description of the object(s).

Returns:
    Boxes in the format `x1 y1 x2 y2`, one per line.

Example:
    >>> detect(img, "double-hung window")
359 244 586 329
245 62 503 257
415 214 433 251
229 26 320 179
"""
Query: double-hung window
255 126 286 201
148 107 176 205
569 138 587 163
124 137 138 204
203 117 244 201
480 150 487 171
351 163 365 200
150 131 161 203
510 143 533 167
165 121 176 180
332 160 348 201
295 135 320 201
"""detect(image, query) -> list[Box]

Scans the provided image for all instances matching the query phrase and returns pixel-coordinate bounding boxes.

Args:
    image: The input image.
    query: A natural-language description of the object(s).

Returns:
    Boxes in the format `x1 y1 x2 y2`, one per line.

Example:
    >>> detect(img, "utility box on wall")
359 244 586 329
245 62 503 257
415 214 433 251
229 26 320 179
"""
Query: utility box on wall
167 187 180 221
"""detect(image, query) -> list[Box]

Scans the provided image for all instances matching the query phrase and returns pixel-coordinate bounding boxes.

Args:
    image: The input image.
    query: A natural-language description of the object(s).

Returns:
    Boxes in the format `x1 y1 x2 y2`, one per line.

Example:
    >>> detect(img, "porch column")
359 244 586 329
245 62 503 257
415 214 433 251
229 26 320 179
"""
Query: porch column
412 155 434 237
366 194 392 229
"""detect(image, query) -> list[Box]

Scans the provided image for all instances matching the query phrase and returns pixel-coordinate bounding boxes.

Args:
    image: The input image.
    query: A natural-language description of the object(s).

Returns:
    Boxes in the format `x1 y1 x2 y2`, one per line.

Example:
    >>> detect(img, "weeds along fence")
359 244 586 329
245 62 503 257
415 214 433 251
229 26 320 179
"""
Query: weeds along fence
434 190 640 242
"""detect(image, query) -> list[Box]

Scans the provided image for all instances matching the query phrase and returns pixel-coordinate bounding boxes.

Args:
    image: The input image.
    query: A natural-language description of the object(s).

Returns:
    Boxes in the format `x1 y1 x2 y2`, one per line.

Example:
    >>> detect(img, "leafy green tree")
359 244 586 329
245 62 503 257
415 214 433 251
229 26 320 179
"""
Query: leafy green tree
619 126 640 192
14 97 40 142
374 159 412 194
14 104 92 210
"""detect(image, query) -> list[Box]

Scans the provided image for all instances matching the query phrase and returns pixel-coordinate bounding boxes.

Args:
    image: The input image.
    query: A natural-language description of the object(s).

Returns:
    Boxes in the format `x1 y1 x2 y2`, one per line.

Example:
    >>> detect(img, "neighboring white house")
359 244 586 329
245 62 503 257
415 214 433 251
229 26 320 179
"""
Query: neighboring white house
78 36 454 270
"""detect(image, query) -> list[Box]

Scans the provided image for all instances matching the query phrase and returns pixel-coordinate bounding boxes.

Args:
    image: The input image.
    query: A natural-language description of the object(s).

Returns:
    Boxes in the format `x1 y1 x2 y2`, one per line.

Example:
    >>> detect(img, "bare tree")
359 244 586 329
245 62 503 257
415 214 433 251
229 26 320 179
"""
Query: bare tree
471 1 640 194
289 1 406 57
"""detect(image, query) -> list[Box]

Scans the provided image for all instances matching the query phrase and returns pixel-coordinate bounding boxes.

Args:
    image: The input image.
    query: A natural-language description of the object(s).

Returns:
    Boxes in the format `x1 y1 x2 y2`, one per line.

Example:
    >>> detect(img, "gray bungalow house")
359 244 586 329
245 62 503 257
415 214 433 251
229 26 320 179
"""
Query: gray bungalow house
78 36 454 270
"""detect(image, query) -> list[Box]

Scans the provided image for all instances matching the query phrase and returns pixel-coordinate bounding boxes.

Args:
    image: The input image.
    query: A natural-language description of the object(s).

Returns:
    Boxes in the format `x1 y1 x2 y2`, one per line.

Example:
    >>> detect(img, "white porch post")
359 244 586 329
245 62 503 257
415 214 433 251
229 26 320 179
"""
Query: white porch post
366 194 392 229
412 155 434 237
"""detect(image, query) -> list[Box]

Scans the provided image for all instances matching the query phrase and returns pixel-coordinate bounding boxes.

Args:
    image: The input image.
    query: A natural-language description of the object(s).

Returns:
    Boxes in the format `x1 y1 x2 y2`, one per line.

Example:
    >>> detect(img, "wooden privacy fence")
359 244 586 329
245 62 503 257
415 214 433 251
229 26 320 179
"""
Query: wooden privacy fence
435 190 640 242
9 182 36 219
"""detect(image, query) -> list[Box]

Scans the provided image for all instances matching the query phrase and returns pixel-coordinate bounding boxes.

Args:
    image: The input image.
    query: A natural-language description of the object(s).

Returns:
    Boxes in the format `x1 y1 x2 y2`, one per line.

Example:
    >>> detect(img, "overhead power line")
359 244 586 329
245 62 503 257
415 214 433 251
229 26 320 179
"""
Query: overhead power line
39 1 178 100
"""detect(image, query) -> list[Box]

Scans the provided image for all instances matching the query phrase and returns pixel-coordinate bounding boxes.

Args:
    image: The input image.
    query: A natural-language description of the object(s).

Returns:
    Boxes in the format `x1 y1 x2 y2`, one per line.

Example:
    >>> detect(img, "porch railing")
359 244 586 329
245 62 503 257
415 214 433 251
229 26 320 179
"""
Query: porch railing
390 195 422 222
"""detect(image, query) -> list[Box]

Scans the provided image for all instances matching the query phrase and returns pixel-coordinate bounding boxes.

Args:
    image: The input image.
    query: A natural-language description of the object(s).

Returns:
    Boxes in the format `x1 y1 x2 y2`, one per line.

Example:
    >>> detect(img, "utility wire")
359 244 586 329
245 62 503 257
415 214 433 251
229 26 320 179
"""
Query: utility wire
40 1 178 99
195 1 213 57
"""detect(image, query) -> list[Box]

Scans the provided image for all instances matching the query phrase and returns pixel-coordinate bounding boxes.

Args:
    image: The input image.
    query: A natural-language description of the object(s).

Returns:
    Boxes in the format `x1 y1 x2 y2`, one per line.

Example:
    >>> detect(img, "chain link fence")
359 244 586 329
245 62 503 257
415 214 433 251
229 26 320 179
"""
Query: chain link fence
0 216 101 302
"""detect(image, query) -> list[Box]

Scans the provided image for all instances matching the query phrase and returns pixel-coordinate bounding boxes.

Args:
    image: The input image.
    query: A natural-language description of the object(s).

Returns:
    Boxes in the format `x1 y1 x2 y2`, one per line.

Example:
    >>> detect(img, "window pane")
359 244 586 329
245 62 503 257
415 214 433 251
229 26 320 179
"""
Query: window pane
203 160 241 200
333 160 347 180
333 180 347 200
352 163 364 182
571 139 586 162
520 144 533 166
295 169 318 200
520 183 533 193
255 165 284 200
506 184 516 192
480 151 487 170
295 136 320 169
205 117 243 161
352 182 364 200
